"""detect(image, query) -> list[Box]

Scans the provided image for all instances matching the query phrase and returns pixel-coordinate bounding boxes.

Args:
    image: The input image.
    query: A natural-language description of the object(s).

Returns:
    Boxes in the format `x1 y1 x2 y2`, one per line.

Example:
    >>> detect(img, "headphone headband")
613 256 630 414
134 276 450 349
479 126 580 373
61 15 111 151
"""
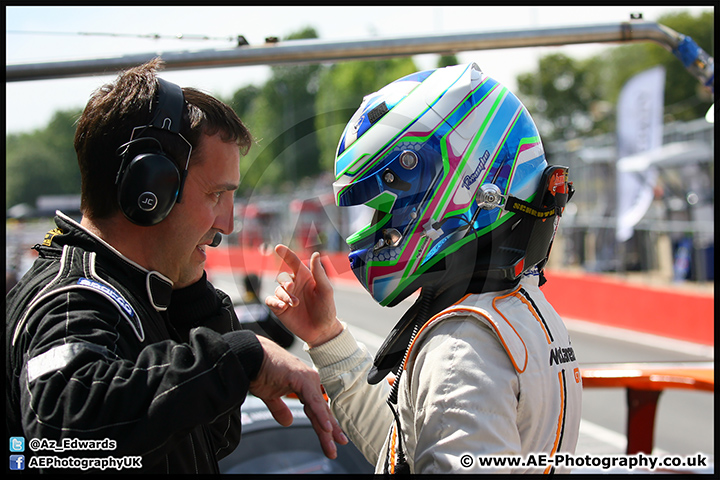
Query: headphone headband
116 77 191 226
150 78 184 133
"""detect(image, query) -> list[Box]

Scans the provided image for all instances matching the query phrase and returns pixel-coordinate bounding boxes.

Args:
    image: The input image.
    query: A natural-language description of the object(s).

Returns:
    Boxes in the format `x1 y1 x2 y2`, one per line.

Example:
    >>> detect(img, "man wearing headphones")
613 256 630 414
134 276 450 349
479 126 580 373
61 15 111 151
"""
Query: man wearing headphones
5 59 346 473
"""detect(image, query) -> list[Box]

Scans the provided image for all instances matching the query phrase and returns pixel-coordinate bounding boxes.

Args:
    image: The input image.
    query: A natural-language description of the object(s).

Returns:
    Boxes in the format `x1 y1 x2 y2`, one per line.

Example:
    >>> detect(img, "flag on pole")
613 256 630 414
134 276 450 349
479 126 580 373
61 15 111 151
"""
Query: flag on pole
615 66 666 243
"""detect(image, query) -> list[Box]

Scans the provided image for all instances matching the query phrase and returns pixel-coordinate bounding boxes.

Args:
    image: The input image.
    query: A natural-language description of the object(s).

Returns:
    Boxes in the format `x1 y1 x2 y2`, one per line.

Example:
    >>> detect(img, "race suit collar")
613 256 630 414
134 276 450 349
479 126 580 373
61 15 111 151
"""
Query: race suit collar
49 211 173 311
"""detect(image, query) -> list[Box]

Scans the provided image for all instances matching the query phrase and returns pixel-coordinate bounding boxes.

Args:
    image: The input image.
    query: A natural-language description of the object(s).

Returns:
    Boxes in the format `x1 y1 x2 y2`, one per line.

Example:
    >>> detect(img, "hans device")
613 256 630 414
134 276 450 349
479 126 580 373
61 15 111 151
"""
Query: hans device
115 78 192 226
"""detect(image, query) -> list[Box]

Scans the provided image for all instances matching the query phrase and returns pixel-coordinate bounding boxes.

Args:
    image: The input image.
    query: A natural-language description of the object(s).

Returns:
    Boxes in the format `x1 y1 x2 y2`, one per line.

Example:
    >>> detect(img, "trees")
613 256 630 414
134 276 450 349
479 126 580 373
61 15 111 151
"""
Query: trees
516 53 596 141
230 27 325 196
314 57 418 173
229 29 418 196
6 109 82 210
6 12 712 209
516 10 713 141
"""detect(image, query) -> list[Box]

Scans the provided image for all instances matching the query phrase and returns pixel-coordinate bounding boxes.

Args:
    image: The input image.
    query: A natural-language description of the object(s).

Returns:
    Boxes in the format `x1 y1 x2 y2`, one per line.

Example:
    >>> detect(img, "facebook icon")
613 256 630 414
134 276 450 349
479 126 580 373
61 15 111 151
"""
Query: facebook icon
10 454 25 471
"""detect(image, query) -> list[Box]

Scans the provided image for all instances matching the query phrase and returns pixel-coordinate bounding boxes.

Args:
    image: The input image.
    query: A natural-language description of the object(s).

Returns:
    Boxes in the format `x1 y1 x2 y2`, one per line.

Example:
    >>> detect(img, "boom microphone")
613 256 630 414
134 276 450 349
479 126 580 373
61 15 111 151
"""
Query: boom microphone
209 233 222 248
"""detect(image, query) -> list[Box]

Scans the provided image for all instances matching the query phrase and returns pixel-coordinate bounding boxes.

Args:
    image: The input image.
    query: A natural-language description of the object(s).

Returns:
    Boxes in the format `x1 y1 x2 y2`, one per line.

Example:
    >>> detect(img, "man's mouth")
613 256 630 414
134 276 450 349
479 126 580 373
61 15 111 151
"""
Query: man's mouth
198 234 215 248
196 234 217 255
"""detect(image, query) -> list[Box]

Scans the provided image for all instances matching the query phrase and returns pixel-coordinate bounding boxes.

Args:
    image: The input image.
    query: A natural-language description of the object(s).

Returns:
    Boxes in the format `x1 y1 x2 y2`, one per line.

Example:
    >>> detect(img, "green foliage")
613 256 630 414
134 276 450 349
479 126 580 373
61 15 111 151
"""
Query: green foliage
234 26 326 195
517 53 596 141
6 109 82 209
516 10 713 140
7 11 712 208
314 57 418 174
592 11 713 124
614 10 714 123
226 84 261 120
437 54 460 68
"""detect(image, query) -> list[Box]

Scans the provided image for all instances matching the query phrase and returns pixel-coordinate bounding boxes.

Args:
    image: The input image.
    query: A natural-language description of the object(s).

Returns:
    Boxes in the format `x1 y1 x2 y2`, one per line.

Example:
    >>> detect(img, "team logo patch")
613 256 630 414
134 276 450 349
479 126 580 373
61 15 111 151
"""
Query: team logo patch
43 228 64 246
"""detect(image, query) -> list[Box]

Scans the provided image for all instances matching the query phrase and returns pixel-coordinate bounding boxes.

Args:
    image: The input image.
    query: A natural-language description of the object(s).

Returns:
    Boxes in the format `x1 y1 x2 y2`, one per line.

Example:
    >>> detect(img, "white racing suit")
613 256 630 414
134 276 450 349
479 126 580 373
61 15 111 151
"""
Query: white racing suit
306 272 582 473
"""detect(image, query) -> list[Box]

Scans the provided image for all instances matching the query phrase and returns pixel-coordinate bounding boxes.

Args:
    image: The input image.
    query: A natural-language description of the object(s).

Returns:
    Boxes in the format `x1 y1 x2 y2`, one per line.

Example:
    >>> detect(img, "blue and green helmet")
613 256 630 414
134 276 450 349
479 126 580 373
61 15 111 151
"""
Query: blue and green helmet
333 63 551 306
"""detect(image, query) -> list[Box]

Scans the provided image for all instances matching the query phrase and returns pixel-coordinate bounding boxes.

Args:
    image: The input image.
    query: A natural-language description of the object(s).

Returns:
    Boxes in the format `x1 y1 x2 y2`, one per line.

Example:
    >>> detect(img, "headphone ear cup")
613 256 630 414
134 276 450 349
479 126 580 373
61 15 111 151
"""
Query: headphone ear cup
117 152 181 226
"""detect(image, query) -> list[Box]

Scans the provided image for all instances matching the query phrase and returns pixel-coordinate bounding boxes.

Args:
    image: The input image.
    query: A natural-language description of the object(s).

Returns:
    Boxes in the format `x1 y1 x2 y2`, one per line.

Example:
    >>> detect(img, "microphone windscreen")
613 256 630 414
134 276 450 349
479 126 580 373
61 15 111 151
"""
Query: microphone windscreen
209 233 222 248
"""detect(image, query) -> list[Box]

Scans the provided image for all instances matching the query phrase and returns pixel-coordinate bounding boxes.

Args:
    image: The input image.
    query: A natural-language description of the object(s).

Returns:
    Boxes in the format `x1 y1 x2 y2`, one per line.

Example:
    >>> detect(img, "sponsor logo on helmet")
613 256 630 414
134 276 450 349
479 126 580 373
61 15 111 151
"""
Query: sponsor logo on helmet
513 203 556 219
462 150 490 190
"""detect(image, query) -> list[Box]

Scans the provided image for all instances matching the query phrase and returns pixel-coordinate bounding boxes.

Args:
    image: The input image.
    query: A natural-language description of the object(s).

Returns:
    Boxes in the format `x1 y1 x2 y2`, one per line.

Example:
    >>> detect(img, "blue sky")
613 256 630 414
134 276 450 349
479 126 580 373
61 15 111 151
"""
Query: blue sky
6 6 713 134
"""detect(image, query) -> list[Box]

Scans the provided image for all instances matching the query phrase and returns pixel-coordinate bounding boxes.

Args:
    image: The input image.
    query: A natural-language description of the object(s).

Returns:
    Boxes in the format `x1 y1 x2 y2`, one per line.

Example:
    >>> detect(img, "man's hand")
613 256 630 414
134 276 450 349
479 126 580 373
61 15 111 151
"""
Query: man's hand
249 335 348 459
265 245 344 347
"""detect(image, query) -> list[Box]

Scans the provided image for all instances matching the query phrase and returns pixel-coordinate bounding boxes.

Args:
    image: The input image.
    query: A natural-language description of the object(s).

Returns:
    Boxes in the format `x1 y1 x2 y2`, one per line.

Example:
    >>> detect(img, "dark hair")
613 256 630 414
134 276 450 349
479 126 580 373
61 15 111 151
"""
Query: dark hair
74 58 252 219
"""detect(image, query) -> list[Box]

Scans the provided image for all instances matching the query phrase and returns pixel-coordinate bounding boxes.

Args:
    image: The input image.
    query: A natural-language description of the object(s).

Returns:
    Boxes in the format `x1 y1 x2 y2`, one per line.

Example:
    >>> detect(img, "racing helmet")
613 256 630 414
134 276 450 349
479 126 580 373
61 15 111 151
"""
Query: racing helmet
333 63 573 307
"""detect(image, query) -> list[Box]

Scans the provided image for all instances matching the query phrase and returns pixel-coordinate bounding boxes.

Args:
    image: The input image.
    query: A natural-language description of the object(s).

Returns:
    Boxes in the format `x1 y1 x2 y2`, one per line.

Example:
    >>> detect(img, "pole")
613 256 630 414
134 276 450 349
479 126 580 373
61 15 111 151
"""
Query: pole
5 20 713 94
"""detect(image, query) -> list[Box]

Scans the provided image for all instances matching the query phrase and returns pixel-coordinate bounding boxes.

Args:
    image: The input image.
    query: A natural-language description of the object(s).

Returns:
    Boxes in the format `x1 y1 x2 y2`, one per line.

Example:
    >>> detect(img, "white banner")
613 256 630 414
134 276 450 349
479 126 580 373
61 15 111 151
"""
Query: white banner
615 66 666 242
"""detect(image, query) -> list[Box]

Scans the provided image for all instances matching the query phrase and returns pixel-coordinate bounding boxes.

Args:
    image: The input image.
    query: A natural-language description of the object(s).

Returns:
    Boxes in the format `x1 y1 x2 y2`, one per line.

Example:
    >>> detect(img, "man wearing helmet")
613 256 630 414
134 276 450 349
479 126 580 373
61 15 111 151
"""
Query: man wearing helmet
267 63 582 473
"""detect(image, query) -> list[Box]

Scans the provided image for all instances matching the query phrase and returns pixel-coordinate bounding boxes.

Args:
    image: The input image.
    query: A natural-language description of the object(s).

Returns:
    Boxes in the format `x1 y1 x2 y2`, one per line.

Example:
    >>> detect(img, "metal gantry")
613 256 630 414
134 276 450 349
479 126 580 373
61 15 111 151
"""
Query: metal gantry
5 19 714 96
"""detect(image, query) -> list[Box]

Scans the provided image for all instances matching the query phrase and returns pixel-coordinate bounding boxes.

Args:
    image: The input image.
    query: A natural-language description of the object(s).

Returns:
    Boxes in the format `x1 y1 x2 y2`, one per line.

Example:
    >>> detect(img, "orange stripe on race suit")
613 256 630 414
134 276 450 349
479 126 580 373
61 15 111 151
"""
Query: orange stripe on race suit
512 290 552 344
403 287 530 374
544 370 567 474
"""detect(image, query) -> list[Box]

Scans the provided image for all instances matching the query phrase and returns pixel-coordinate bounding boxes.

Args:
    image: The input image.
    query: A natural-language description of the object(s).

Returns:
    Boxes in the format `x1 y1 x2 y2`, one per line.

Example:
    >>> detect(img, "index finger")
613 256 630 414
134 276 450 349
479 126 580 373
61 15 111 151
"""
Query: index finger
275 244 301 269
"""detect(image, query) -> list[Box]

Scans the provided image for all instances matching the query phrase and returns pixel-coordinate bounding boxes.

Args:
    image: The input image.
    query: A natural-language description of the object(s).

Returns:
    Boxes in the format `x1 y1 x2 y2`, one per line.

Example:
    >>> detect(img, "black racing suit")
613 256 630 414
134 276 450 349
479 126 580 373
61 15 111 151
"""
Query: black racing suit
5 212 264 473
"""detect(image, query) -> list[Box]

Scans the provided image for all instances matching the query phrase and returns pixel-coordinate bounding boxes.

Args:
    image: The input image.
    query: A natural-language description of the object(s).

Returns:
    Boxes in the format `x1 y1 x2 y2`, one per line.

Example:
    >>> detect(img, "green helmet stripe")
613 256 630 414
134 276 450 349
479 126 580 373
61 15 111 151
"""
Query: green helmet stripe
436 85 509 216
346 210 391 245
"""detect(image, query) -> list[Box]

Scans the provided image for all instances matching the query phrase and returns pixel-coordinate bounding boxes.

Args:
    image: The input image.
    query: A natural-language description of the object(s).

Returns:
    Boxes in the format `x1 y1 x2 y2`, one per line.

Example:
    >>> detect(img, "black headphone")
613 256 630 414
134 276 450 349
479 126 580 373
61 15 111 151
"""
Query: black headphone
115 78 192 226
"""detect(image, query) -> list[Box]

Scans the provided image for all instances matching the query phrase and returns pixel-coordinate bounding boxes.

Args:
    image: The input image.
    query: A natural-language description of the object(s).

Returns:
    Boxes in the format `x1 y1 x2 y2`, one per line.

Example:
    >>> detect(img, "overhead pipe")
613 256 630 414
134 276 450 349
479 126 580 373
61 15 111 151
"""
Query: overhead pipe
5 20 713 94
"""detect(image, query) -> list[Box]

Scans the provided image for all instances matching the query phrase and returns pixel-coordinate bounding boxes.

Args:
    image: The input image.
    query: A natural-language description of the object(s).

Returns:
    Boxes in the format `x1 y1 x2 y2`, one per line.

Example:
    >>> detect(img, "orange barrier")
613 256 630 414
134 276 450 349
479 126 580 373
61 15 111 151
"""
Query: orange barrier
206 247 714 346
581 362 714 455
